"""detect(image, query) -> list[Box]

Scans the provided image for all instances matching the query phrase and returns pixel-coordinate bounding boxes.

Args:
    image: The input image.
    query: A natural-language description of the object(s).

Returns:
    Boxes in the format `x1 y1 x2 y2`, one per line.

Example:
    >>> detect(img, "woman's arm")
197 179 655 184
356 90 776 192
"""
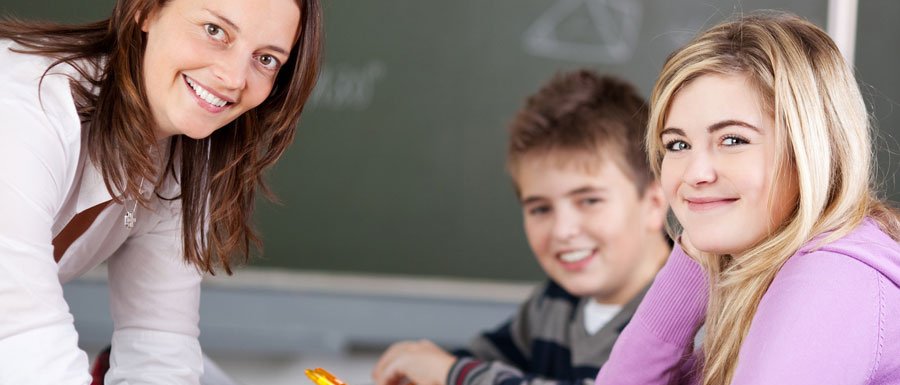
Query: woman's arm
0 96 92 384
595 245 707 385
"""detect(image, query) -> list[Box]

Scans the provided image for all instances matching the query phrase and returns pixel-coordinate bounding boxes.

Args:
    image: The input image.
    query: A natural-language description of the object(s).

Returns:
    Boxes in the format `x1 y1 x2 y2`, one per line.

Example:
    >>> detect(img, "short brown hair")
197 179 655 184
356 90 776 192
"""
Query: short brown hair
507 70 651 195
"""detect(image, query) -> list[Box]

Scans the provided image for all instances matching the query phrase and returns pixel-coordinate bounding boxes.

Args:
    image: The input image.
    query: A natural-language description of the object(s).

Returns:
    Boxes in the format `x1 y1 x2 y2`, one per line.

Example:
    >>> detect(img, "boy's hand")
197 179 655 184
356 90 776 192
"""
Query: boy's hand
372 340 455 385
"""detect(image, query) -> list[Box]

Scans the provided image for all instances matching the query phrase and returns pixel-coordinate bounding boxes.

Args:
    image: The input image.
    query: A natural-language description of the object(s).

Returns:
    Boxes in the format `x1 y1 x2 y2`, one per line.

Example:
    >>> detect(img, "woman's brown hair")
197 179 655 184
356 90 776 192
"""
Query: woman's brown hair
0 0 323 274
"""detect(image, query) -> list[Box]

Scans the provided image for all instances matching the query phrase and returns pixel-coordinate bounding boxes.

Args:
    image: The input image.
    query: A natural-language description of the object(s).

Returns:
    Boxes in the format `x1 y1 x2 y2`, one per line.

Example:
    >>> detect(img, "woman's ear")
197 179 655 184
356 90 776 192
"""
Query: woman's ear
134 7 159 33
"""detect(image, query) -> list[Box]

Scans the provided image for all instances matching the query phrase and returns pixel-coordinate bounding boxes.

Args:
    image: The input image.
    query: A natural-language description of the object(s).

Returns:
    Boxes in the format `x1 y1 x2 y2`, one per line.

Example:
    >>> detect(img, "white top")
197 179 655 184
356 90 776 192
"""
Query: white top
0 40 203 384
583 299 622 335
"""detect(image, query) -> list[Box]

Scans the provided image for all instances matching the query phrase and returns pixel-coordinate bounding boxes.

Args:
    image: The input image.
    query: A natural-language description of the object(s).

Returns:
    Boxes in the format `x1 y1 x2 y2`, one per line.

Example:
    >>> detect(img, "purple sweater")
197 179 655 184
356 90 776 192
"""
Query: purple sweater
595 219 900 384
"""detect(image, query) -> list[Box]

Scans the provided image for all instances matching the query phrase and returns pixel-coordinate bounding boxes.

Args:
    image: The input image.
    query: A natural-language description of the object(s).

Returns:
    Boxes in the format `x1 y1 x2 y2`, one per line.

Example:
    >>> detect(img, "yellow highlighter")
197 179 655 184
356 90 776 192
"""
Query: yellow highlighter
305 368 348 385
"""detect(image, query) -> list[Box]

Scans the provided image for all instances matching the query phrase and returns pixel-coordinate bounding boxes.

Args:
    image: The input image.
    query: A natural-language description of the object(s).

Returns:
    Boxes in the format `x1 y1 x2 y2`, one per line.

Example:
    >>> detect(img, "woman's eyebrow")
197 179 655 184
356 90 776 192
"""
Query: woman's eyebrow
203 8 289 56
204 8 241 33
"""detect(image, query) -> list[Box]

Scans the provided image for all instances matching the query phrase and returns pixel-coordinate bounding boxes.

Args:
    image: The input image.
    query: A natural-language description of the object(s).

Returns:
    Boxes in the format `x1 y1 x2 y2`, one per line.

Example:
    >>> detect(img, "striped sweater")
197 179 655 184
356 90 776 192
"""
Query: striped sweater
448 280 649 385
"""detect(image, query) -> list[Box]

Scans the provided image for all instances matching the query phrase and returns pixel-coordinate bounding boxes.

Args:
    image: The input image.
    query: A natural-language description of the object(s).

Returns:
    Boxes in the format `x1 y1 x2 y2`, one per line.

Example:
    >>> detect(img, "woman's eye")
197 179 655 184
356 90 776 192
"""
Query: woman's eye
204 23 226 41
257 55 281 71
722 136 749 146
664 139 689 152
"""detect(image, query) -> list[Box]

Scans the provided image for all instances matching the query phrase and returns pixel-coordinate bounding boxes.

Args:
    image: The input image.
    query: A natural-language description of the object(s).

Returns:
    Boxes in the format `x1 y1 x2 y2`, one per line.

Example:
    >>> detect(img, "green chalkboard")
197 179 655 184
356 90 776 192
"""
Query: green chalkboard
2 0 896 282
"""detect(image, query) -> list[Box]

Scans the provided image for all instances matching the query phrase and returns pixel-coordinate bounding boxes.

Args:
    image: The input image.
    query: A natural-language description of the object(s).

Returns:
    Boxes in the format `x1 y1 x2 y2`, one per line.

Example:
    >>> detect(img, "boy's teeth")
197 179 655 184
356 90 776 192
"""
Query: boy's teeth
186 77 228 108
560 249 593 263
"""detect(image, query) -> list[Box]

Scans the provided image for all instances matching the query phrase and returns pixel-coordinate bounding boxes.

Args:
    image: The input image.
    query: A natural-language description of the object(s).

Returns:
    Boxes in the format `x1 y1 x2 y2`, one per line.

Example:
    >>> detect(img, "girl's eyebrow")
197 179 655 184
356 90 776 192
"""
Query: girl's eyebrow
660 119 761 138
203 8 290 57
708 119 761 134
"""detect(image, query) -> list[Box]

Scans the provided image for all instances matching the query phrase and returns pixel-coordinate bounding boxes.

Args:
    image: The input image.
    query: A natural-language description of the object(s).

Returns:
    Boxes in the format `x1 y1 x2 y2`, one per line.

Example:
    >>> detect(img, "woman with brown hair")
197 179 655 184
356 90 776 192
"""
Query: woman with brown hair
0 0 321 383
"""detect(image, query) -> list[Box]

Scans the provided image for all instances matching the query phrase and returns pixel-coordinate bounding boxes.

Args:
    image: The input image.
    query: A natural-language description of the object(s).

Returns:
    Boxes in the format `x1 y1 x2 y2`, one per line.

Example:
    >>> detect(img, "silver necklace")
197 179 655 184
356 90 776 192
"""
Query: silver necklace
124 177 145 229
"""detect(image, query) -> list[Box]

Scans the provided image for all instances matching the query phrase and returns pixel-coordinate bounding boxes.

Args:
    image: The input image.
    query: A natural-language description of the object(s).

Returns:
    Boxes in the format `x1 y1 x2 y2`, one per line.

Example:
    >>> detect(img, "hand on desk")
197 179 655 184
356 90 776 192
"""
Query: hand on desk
372 339 455 385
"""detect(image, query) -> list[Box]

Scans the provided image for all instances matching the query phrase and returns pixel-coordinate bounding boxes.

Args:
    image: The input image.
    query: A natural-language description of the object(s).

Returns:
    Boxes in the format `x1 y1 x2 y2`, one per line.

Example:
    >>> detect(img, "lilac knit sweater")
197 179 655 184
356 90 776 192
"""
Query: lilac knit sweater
595 219 900 384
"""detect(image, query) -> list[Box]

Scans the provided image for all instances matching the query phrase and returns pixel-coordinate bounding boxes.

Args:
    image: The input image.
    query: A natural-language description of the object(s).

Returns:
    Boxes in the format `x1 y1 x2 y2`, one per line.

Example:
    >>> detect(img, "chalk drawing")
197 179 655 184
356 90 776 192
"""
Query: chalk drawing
308 61 386 110
523 0 642 64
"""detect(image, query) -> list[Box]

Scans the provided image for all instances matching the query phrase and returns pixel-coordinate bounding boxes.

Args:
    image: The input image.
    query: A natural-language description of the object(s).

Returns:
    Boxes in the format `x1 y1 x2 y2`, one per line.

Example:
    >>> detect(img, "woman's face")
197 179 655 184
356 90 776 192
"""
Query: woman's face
659 73 798 255
140 0 300 139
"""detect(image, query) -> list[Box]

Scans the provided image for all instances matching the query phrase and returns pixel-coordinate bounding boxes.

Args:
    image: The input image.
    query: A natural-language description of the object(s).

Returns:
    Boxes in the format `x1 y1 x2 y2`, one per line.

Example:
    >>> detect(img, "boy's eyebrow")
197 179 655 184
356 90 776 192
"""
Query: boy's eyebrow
519 186 607 204
568 186 607 196
661 120 761 138
203 8 290 57
520 196 546 205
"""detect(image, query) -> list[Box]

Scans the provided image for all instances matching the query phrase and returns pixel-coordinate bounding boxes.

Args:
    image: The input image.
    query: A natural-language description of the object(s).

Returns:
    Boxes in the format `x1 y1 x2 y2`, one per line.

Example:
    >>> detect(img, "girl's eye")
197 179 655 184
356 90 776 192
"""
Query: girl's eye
257 55 281 71
722 135 749 146
204 23 226 41
664 139 689 152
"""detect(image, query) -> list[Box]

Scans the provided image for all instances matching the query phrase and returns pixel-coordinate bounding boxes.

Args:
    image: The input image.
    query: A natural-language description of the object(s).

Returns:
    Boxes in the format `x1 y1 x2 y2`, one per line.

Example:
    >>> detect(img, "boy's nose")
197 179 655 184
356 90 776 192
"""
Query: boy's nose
551 208 581 241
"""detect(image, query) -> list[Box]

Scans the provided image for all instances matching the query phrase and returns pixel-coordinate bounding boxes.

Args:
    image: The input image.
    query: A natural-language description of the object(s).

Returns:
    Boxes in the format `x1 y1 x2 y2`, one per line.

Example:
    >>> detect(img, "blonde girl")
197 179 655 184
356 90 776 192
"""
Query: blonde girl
596 11 900 385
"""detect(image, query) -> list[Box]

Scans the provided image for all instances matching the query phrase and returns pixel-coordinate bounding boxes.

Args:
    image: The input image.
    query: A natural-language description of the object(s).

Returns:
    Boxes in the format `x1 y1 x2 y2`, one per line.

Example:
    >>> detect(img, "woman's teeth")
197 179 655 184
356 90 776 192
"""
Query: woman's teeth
186 77 228 108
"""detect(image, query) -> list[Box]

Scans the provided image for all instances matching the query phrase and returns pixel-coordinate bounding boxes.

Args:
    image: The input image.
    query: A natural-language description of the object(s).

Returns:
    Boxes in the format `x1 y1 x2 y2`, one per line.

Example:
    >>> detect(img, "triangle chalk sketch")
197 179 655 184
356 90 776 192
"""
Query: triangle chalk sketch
523 0 642 64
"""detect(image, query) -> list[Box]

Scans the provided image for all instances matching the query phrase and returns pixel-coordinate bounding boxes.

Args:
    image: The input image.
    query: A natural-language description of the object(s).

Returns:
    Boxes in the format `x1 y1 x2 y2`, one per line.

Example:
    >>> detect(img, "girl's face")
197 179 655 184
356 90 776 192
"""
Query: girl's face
140 0 300 139
659 73 798 256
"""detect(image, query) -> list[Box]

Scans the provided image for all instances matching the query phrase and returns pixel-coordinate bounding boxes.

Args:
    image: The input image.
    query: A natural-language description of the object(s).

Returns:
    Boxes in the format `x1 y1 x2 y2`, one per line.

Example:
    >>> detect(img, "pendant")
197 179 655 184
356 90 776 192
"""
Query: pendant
124 211 136 229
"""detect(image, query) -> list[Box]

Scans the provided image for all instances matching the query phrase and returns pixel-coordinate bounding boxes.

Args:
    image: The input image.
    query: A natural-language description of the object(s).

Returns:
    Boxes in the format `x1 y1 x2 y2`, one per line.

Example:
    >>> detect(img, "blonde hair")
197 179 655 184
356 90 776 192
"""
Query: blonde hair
646 11 900 385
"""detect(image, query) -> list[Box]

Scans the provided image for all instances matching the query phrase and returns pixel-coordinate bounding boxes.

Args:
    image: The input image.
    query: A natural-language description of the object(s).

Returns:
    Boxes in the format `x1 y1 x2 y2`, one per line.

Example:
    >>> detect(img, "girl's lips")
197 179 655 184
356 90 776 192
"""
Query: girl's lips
685 197 739 211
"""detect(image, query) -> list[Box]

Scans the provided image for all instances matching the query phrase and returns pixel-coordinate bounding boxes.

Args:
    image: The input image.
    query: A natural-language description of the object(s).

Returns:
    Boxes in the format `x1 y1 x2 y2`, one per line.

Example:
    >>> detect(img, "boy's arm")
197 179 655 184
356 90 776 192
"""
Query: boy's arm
373 284 543 385
372 339 457 385
448 357 595 385
448 282 602 385
594 244 707 385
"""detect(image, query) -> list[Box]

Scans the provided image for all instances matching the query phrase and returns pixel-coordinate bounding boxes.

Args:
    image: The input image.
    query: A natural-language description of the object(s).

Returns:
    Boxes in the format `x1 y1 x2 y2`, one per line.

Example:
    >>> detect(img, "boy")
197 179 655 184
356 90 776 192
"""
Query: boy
372 70 671 385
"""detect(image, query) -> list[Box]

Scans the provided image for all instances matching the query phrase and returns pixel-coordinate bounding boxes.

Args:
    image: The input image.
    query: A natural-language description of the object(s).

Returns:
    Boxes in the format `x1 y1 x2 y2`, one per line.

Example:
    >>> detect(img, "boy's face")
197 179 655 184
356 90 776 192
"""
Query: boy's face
517 154 667 304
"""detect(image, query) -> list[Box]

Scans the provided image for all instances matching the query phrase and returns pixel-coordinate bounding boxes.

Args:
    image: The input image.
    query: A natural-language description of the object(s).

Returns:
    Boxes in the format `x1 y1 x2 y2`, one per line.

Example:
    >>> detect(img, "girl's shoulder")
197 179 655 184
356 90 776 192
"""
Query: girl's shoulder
743 221 900 383
793 219 900 288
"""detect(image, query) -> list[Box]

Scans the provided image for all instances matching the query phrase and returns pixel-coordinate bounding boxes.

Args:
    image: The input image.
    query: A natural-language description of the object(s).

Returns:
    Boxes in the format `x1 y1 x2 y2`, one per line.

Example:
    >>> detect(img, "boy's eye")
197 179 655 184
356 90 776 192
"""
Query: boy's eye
204 23 226 41
527 205 551 216
722 135 749 146
664 139 689 152
579 197 603 206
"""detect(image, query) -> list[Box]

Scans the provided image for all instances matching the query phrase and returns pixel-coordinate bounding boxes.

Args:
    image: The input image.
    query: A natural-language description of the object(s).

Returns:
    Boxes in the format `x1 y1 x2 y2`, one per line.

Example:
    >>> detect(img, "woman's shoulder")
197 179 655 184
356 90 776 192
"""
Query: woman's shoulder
0 39 69 85
0 39 83 140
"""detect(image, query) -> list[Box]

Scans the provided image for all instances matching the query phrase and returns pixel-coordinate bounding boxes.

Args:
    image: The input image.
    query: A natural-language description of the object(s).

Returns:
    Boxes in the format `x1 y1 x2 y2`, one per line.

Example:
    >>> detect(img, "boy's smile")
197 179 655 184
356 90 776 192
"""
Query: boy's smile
516 153 668 305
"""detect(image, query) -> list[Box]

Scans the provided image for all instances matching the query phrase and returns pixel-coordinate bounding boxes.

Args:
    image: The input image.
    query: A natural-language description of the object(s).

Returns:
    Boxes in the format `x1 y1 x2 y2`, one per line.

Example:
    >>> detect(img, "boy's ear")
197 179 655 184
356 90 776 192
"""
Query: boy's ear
642 181 668 232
